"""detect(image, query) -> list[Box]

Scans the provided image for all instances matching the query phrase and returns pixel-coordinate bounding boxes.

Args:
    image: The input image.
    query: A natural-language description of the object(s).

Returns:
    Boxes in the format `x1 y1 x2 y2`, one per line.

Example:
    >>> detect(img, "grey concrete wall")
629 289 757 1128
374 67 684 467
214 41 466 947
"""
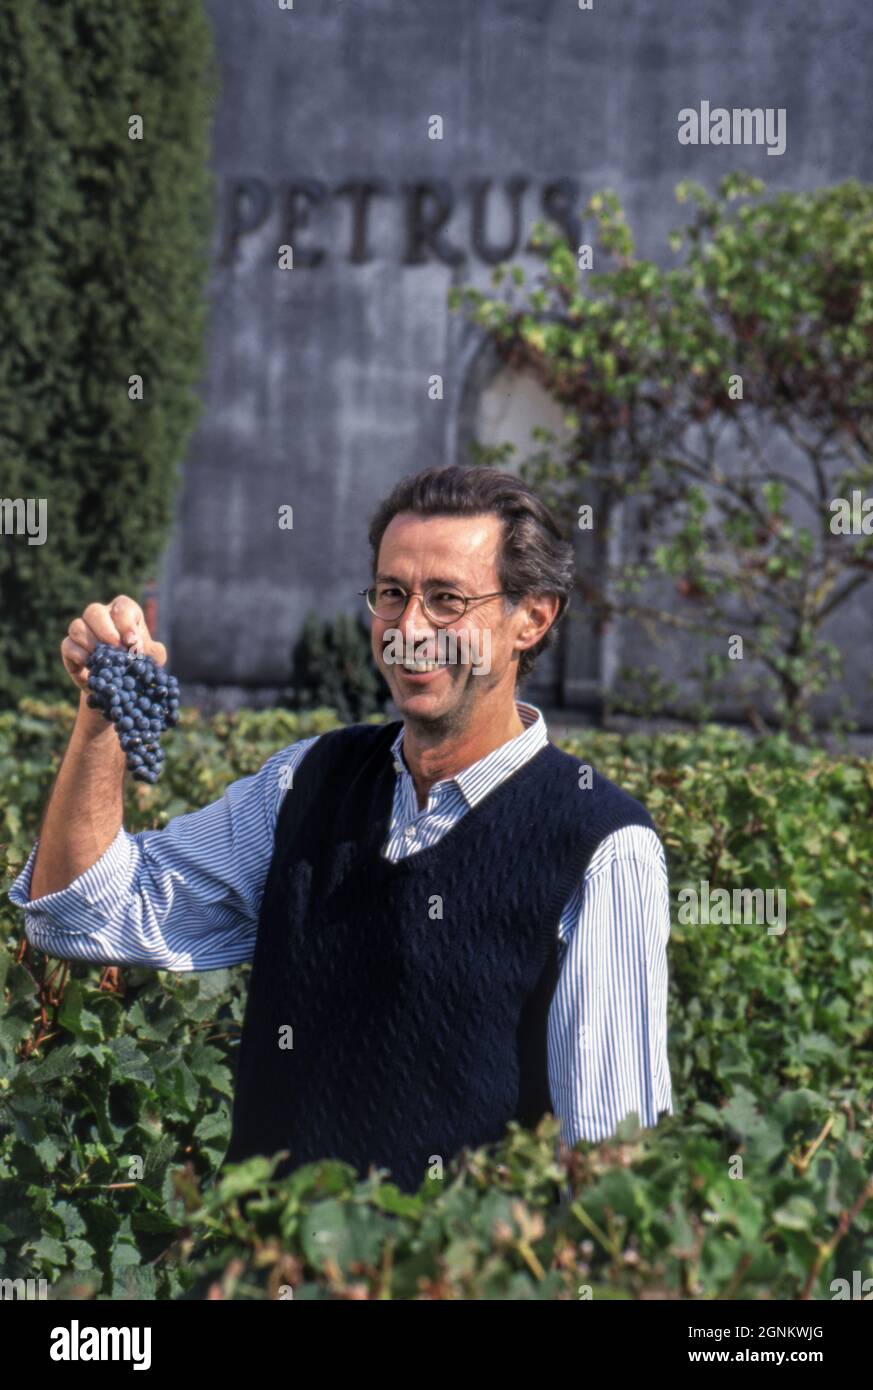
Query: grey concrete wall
162 0 873 725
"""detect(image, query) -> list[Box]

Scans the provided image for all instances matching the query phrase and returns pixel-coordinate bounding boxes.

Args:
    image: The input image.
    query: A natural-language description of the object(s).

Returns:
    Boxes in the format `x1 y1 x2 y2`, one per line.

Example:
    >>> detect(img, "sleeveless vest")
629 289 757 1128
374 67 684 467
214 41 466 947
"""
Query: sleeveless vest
224 720 654 1192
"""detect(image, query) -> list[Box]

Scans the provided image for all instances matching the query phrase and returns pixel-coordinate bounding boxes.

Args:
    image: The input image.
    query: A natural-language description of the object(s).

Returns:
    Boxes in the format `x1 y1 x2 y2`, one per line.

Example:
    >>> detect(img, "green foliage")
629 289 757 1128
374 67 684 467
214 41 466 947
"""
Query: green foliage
1 704 871 1298
450 174 873 737
0 2 216 709
285 610 390 723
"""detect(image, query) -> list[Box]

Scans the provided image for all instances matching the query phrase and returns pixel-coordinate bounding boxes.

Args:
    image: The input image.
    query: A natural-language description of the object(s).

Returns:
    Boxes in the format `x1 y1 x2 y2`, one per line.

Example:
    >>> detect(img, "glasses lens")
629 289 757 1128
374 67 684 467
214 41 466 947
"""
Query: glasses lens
368 585 405 619
425 588 467 622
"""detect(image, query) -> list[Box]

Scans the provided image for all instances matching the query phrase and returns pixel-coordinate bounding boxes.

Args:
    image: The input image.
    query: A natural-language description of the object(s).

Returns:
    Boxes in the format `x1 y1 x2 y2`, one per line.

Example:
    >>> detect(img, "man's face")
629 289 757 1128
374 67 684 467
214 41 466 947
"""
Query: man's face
370 511 532 733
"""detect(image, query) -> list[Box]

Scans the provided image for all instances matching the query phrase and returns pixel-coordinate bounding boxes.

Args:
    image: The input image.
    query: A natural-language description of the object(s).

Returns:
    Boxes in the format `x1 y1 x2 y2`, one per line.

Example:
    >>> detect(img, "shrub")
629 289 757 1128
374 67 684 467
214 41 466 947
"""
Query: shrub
285 611 390 723
0 703 870 1298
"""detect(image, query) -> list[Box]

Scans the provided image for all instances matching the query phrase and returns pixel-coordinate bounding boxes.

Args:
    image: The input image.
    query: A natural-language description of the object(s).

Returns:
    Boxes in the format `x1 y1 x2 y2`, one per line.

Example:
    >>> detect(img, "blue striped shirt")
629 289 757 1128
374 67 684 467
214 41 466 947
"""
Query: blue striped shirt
9 699 673 1148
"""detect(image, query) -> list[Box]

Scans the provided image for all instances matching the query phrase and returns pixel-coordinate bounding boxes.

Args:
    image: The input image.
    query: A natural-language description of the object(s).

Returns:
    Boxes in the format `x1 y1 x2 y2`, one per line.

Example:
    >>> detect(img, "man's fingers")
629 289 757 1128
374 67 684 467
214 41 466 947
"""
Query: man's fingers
60 635 93 686
63 596 166 692
82 601 124 648
108 595 145 646
64 616 97 677
64 637 92 667
67 617 95 652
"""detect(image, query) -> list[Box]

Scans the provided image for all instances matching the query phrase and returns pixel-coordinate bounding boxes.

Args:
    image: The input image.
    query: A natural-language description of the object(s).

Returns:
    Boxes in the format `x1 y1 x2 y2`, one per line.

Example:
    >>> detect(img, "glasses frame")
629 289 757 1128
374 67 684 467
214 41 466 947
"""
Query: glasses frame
358 584 514 627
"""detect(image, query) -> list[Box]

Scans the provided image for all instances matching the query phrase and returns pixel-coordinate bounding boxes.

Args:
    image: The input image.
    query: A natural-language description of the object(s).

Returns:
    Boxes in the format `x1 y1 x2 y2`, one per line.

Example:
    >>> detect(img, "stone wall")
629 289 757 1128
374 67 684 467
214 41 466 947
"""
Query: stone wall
161 0 873 724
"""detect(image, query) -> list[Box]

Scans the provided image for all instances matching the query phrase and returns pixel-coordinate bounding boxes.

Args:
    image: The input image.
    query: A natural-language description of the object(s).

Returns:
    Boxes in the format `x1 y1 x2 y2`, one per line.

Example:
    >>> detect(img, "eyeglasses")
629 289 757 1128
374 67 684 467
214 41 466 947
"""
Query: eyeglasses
359 583 513 625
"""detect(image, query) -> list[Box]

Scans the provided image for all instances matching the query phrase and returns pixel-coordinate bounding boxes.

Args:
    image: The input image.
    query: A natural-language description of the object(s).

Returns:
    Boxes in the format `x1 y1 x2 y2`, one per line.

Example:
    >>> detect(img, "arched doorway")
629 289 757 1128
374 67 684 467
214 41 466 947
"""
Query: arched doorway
453 340 606 713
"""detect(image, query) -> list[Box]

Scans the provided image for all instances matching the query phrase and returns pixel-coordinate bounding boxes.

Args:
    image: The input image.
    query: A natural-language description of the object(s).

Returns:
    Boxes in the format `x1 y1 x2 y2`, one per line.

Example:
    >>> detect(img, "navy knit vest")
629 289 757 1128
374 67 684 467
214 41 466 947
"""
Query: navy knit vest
224 719 655 1193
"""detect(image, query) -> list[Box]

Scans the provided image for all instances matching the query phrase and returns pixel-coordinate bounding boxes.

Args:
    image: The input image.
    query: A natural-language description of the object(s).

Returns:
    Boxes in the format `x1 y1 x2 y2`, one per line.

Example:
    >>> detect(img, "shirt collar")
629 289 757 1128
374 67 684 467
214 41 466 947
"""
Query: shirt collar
389 700 548 808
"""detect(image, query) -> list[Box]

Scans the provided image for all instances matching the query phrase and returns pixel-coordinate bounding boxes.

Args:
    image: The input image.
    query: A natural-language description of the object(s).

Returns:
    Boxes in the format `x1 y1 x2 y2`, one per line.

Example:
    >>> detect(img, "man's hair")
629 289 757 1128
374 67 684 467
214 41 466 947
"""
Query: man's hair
367 465 575 683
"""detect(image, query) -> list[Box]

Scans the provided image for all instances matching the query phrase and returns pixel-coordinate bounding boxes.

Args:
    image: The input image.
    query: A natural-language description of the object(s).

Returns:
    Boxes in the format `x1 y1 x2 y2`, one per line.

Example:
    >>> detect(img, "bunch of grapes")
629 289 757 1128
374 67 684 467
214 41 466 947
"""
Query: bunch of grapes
85 641 180 783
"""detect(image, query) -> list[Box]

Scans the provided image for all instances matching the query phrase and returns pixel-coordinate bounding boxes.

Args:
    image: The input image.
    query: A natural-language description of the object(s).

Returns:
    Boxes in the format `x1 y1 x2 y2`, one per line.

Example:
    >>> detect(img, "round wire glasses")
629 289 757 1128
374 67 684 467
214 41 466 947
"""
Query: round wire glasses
359 583 512 625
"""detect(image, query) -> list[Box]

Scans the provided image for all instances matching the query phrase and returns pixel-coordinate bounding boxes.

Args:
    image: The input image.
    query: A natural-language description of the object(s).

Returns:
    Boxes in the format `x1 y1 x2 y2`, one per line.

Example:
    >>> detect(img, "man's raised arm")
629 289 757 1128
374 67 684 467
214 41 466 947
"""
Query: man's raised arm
14 593 322 971
30 594 164 900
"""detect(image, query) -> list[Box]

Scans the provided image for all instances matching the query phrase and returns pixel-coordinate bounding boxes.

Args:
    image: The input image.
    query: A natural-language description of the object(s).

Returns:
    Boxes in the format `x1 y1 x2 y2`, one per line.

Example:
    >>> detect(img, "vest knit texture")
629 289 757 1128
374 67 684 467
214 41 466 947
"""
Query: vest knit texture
224 719 656 1193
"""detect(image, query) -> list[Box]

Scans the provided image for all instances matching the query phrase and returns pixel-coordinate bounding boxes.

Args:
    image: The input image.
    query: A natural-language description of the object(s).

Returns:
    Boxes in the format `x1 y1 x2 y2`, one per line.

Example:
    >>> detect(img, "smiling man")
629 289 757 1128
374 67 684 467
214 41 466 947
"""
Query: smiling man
11 464 672 1194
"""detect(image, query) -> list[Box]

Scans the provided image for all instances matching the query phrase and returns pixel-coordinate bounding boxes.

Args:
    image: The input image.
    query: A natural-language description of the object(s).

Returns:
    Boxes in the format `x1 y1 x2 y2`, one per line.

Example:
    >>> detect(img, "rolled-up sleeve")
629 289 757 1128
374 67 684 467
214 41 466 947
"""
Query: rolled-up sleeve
7 736 320 971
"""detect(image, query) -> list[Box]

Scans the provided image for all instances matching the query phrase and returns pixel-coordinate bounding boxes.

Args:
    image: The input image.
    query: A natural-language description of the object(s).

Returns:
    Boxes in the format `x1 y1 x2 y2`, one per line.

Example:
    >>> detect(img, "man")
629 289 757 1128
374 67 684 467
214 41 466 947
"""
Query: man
11 464 672 1194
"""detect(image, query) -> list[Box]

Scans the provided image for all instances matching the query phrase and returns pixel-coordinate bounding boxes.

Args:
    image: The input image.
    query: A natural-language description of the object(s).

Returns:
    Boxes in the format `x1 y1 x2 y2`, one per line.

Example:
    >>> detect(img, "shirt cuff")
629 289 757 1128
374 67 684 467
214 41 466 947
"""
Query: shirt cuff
8 828 135 932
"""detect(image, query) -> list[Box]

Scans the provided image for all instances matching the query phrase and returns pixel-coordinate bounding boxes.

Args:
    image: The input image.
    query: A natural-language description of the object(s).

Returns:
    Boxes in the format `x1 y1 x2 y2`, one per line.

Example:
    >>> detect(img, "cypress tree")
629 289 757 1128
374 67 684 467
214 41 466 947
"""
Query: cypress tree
0 1 216 706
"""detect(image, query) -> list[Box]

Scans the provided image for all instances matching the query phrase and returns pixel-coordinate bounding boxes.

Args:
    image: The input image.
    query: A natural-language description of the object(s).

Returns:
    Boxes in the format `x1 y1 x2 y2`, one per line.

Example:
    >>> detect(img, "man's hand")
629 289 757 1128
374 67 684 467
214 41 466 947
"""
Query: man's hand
61 595 167 694
31 595 167 899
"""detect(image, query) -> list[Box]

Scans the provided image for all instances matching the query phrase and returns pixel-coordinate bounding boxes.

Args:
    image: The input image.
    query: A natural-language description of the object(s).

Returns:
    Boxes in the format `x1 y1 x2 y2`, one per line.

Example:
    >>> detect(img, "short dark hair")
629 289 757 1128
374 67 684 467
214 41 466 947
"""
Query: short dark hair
367 465 575 683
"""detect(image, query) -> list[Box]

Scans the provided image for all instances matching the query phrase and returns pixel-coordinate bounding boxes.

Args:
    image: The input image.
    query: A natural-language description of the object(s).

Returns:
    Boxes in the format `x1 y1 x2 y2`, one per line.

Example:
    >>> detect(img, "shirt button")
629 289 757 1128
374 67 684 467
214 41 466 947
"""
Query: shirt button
393 758 404 774
404 824 416 839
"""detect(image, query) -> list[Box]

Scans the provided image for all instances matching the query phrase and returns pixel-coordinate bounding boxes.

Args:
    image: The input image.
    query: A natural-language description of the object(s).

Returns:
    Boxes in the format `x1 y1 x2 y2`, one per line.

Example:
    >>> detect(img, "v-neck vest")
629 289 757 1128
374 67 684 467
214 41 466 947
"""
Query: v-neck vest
224 719 655 1192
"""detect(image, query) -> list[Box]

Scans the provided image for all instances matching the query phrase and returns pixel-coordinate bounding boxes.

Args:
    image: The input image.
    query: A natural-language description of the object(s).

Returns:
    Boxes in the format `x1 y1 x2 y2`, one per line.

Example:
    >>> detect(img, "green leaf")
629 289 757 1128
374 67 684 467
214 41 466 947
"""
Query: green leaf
142 1133 178 1188
772 1197 818 1231
24 1233 68 1266
108 1034 156 1084
301 1199 386 1273
25 1045 80 1086
57 981 104 1042
216 1156 277 1201
33 1132 66 1169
